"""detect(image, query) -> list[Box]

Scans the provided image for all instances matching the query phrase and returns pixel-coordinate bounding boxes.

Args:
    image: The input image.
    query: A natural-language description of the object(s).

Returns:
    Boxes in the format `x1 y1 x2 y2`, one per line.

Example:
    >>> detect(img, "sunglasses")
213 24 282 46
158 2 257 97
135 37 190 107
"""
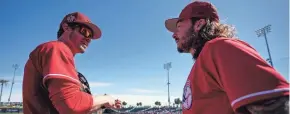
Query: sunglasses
69 24 93 38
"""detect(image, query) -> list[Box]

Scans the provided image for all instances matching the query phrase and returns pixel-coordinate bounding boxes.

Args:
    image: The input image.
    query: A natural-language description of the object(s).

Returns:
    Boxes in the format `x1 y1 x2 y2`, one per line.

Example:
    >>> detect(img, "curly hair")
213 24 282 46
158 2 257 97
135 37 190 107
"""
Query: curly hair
56 23 77 38
57 27 64 38
199 18 237 40
191 18 238 59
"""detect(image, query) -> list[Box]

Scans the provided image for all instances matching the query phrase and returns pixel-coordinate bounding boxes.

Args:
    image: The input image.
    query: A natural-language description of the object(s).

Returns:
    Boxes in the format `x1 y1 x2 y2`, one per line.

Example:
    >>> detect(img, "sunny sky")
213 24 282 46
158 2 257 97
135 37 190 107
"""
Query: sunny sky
0 0 288 106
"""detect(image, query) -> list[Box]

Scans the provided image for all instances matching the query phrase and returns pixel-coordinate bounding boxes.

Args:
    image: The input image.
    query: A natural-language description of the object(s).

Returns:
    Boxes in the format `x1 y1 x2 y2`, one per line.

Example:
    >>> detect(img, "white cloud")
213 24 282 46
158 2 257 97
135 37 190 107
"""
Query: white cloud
1 92 22 102
129 88 161 94
89 82 113 87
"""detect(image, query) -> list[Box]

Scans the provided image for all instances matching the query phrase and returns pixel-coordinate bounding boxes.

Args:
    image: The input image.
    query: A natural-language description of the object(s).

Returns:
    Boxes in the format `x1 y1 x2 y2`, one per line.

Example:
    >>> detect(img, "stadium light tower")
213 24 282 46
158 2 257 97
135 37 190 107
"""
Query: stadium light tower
255 25 274 67
8 64 19 103
163 62 172 108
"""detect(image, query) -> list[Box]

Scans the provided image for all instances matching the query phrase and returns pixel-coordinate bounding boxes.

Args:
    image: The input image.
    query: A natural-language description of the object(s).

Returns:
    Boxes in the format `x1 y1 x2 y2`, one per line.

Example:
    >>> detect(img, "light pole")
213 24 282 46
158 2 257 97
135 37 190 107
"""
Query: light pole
163 62 171 109
8 64 18 104
255 25 274 67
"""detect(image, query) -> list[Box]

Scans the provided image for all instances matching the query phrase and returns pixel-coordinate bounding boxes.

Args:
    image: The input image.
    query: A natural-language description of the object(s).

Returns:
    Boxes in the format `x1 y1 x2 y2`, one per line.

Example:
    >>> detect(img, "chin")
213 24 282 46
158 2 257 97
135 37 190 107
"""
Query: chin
177 45 184 53
80 50 86 53
79 49 86 54
177 48 190 53
177 48 184 53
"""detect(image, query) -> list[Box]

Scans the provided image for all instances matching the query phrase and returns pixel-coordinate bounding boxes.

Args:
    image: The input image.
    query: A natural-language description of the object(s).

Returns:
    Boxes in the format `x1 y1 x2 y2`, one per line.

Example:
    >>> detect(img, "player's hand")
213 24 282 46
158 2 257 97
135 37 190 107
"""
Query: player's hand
102 96 122 109
90 94 121 112
114 99 122 109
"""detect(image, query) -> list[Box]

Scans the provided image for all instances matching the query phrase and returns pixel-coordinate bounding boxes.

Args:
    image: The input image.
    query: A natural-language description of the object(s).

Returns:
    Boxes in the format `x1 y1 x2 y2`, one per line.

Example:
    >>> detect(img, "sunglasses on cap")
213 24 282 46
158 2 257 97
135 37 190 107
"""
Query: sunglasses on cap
68 23 93 38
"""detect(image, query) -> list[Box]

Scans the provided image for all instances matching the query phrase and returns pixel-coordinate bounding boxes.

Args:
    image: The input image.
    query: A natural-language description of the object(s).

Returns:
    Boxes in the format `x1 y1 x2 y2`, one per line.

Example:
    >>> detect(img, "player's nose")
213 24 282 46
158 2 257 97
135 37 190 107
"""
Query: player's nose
172 33 178 40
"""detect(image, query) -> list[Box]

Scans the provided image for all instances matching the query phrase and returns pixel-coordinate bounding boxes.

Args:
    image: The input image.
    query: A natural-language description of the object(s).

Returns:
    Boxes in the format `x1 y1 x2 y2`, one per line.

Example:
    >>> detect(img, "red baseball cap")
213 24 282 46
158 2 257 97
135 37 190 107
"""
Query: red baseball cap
165 1 219 33
60 12 102 39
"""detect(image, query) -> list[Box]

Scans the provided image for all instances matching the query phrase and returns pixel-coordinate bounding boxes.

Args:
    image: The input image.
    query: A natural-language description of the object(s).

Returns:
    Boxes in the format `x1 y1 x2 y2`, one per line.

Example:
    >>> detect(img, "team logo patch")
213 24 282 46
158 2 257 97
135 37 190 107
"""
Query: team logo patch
182 80 192 110
67 15 76 22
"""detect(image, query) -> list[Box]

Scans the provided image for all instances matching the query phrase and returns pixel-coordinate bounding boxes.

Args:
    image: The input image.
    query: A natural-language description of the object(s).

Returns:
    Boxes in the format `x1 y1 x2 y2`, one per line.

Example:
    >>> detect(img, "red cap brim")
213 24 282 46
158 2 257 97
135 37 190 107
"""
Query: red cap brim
165 18 179 33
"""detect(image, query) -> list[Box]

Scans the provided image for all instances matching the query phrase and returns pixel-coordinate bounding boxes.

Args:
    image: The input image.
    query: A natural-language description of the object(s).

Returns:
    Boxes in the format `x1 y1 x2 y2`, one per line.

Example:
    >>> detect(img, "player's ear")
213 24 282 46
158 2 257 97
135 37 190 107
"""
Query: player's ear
193 19 206 33
61 23 73 32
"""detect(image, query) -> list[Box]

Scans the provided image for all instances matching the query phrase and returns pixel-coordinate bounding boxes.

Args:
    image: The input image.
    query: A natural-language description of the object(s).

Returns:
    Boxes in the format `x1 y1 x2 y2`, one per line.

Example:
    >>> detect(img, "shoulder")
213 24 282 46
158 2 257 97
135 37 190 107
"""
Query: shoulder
38 41 70 51
202 38 257 56
30 41 73 59
206 38 253 49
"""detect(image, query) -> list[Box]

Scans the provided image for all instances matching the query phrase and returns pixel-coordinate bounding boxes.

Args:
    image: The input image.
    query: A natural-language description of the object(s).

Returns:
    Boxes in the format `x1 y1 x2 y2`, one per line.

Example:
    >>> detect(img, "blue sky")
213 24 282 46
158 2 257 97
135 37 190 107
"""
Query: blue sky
0 0 288 106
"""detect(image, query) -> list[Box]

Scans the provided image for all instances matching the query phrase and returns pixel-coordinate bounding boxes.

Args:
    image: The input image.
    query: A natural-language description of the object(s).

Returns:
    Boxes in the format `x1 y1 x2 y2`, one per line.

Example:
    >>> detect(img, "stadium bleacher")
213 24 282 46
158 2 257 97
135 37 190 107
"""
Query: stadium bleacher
0 102 182 114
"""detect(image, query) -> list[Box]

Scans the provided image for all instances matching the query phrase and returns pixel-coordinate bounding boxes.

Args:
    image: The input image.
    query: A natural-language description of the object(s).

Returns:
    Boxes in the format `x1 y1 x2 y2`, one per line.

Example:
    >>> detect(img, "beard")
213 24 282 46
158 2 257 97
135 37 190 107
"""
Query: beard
177 27 207 60
177 27 196 53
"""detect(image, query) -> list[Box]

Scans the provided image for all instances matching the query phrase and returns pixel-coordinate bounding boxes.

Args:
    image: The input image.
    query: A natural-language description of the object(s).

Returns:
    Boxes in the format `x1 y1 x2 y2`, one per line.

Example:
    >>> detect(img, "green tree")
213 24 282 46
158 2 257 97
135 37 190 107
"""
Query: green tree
0 79 9 105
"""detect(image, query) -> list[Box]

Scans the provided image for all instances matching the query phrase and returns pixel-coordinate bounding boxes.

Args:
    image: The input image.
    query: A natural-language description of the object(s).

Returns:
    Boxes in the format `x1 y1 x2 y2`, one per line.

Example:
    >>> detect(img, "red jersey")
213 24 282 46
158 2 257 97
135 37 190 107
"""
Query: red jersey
182 38 289 114
23 41 93 114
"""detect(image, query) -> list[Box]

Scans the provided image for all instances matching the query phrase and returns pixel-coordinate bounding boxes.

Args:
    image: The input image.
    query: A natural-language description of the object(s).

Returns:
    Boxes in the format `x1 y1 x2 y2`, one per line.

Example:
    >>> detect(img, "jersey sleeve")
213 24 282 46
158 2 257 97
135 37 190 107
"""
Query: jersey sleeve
202 39 289 111
39 43 93 114
40 44 78 85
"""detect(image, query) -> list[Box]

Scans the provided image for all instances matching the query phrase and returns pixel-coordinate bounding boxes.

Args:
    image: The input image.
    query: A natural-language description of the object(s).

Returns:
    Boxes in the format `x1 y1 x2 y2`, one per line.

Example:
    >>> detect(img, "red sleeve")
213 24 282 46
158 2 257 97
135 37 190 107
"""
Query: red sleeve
40 43 93 114
202 39 289 111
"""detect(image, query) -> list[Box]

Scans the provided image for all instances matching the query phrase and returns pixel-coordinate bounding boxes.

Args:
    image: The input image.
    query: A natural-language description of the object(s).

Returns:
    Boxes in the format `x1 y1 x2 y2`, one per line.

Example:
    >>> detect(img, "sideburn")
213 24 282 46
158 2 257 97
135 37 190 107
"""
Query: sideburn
182 27 195 52
190 28 209 60
65 31 78 55
69 31 74 39
178 28 194 53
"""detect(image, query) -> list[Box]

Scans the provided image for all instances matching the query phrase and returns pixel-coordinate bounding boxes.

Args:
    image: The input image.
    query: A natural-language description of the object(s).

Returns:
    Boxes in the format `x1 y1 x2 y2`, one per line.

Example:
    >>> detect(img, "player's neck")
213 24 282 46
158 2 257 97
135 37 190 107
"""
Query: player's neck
189 48 196 57
57 39 77 56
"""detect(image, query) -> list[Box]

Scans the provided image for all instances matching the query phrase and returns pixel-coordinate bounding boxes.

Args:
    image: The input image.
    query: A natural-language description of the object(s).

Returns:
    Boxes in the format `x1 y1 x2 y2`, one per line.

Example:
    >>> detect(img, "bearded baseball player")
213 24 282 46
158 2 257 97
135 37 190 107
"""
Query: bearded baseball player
165 1 289 114
23 12 120 114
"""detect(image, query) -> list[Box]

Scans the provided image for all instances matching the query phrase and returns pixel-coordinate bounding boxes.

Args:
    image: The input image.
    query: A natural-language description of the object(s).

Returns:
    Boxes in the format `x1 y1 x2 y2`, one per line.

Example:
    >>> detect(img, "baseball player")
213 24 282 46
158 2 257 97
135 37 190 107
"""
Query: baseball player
22 12 120 114
164 1 289 114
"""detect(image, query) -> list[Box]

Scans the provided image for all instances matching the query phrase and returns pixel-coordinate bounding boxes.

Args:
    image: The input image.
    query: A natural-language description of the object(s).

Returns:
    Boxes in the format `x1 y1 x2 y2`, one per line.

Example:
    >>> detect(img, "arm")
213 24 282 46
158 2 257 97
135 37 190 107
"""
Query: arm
201 39 289 113
77 72 119 112
41 44 93 114
239 96 289 114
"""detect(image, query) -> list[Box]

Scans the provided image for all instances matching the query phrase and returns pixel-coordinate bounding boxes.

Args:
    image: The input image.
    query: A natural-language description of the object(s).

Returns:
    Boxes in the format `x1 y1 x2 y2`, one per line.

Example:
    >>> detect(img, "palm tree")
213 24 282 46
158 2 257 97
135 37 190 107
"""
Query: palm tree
154 101 161 107
174 98 182 108
155 101 158 107
136 102 142 107
0 79 9 105
122 101 127 108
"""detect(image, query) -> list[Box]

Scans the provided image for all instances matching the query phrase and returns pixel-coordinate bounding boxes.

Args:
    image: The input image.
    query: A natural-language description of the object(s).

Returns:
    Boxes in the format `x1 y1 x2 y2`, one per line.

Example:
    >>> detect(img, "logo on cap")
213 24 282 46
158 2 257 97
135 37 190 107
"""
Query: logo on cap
67 15 76 22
